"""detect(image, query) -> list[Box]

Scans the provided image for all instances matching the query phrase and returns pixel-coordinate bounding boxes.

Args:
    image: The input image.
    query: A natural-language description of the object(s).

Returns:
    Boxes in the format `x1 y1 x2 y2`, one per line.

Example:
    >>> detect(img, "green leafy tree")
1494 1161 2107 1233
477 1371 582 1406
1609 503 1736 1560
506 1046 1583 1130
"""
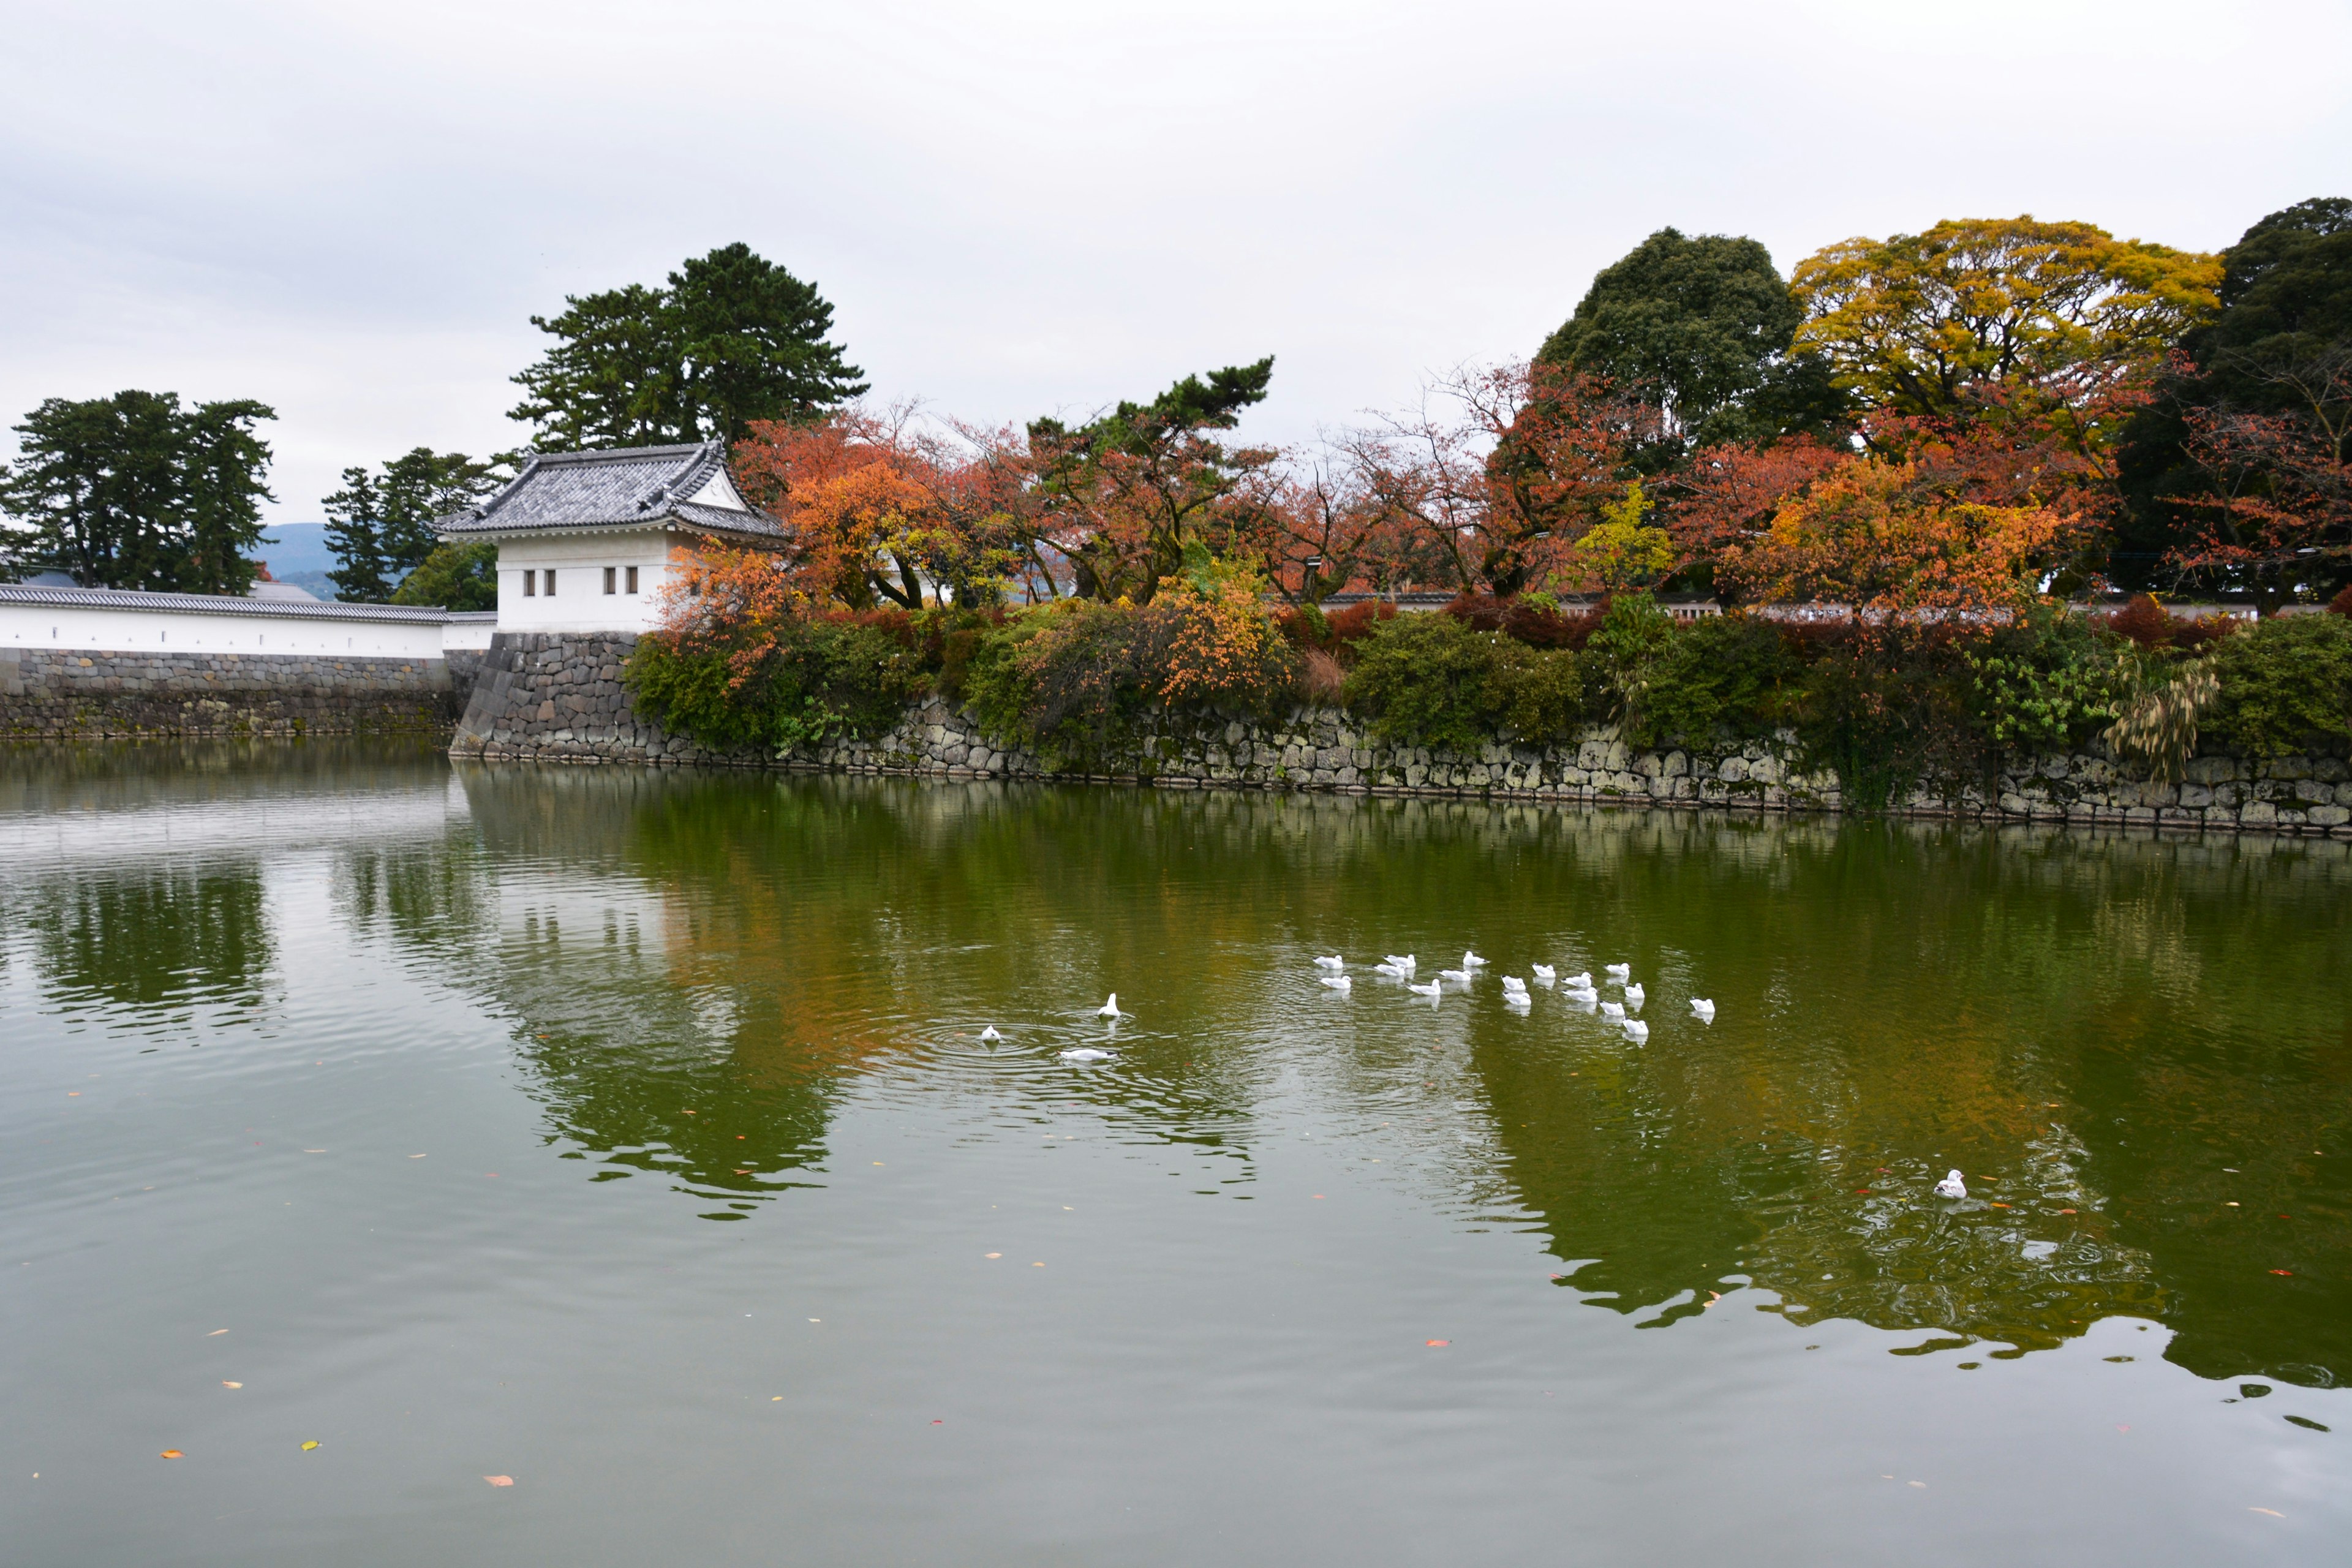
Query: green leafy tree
1 390 273 592
324 448 507 602
390 541 500 611
1539 227 1842 456
510 244 867 449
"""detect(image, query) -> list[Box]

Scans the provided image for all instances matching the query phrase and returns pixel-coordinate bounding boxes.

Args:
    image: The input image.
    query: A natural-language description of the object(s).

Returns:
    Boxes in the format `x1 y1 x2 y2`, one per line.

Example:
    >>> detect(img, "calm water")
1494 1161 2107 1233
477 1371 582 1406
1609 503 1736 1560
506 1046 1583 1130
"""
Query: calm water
2 741 2348 1565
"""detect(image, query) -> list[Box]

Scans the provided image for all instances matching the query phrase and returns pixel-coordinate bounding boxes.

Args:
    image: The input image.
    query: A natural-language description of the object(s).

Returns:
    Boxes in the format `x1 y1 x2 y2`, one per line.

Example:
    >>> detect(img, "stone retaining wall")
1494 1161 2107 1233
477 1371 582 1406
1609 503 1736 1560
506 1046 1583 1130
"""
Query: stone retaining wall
447 633 2352 838
1 646 471 739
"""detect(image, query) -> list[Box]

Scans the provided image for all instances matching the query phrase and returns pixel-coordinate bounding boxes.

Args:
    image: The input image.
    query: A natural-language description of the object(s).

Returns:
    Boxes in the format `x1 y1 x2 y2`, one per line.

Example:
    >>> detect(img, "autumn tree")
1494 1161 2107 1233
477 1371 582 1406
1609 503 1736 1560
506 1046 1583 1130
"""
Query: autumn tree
1023 360 1280 603
731 405 1032 611
1791 217 2218 433
511 244 867 449
1344 361 1651 596
2117 196 2351 594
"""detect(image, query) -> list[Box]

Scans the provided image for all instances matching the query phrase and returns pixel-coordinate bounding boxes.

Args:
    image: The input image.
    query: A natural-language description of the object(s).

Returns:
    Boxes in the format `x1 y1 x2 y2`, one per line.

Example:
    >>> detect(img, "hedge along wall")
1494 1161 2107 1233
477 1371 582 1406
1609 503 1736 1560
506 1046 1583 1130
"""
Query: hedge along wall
447 639 2352 838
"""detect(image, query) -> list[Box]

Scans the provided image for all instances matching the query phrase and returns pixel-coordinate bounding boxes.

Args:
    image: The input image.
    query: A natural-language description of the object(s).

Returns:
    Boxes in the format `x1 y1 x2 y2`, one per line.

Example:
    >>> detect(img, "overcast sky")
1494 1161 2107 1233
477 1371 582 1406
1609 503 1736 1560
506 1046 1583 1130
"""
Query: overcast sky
4 0 2347 524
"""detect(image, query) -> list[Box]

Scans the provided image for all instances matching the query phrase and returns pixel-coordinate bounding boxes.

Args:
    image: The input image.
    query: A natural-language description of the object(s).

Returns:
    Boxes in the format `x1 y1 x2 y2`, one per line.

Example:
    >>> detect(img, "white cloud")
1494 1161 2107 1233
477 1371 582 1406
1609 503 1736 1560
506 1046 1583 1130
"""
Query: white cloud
2 0 2345 521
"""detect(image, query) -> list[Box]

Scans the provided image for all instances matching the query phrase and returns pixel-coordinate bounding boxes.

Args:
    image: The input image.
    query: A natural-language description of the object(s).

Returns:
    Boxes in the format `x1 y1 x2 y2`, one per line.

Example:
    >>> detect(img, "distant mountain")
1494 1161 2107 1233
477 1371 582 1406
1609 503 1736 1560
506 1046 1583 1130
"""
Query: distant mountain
254 521 336 580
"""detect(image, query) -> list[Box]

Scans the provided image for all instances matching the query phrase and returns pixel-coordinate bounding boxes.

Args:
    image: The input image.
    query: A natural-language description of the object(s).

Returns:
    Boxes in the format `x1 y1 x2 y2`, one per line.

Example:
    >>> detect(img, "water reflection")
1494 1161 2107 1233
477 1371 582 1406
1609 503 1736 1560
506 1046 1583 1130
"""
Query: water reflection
2 741 2344 1392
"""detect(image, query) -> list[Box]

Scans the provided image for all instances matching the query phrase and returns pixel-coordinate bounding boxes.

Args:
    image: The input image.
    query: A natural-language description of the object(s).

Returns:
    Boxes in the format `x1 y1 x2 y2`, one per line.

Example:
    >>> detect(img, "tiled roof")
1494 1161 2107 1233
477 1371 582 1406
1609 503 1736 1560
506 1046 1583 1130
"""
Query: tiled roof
0 583 461 623
437 441 786 542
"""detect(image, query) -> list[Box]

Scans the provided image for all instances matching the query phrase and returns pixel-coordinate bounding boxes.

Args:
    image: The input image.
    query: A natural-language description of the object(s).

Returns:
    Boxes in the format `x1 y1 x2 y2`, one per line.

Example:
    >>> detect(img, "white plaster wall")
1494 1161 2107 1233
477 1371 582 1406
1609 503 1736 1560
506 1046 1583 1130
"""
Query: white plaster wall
494 530 685 635
0 600 448 659
442 616 498 652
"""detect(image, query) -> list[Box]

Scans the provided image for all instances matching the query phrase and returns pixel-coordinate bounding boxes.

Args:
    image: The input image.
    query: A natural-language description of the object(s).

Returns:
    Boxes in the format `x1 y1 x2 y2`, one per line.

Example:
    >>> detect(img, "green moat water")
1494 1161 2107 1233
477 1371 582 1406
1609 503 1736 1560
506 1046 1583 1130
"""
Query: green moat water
2 740 2346 1564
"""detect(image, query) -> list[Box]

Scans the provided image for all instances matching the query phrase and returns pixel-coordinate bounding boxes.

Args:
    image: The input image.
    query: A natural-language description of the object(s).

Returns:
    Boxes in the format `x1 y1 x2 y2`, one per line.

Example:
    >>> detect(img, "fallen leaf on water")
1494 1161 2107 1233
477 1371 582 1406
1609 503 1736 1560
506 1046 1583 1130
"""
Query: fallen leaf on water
208 1329 228 1336
1908 1480 1926 1488
1426 1340 1450 1347
67 1091 80 1096
772 1396 782 1401
2272 1269 2295 1276
409 1154 426 1159
930 1419 943 1425
1031 1262 1043 1267
2117 1425 2131 1433
484 1475 513 1487
2250 1507 2285 1517
160 1450 183 1459
222 1382 241 1389
301 1441 320 1451
984 1253 1001 1259
303 1149 325 1154
1991 1202 2012 1208
2060 1208 2077 1215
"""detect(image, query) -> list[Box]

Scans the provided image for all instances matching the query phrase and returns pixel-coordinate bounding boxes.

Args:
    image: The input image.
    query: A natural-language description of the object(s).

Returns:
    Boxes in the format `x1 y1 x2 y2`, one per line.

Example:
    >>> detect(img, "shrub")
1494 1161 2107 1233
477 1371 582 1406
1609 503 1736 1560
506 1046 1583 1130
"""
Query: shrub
1786 624 1977 812
1342 612 1506 752
1638 613 1795 745
627 612 925 752
1299 647 1347 705
1492 640 1588 742
1323 598 1397 654
1583 592 1678 731
1964 603 2125 753
2203 614 2352 756
963 573 1300 764
2331 584 2352 617
2100 593 2240 654
1278 601 1332 650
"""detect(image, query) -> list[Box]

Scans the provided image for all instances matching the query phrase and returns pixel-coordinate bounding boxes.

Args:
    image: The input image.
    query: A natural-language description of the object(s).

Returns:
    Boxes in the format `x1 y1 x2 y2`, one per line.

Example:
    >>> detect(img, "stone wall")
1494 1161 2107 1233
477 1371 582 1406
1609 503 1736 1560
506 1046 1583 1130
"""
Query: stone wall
448 632 755 765
0 646 472 739
446 636 2352 838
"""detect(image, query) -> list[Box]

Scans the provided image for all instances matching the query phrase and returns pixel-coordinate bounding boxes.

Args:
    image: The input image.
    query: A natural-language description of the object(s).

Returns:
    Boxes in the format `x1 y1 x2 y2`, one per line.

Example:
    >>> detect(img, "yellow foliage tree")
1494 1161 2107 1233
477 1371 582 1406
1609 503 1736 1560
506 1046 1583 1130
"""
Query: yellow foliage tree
1790 217 2219 439
1569 479 1677 592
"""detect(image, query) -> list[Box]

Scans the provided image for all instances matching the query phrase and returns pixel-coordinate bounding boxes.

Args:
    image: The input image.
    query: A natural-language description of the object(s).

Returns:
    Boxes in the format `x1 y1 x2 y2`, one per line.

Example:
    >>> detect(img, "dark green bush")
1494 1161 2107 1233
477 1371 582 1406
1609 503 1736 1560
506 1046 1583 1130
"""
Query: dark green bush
1342 612 1506 752
1637 613 1795 745
2204 614 2352 756
1342 612 1588 748
627 614 925 753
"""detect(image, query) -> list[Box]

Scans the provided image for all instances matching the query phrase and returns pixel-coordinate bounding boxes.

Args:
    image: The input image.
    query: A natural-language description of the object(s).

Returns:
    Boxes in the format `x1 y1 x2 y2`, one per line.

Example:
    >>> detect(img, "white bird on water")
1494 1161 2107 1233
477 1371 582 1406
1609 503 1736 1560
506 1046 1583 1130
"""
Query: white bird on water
1600 1001 1626 1020
1501 976 1528 993
1561 971 1593 990
1096 994 1126 1019
1934 1170 1967 1199
1060 1047 1114 1063
1605 962 1632 982
1319 974 1352 991
1463 951 1488 968
1438 968 1474 984
979 1026 1001 1043
1689 998 1716 1023
1385 954 1417 972
1623 983 1645 1009
1313 956 1345 971
1374 962 1409 978
1623 1019 1649 1044
1408 979 1443 998
1505 989 1532 1010
1531 964 1557 982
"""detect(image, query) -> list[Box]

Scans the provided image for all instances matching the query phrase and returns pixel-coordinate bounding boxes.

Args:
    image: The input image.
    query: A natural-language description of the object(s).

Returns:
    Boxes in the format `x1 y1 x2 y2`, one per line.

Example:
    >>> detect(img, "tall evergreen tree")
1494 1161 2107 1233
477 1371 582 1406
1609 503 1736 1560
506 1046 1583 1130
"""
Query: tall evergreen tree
509 244 867 450
0 391 273 591
1539 228 1840 458
323 447 507 603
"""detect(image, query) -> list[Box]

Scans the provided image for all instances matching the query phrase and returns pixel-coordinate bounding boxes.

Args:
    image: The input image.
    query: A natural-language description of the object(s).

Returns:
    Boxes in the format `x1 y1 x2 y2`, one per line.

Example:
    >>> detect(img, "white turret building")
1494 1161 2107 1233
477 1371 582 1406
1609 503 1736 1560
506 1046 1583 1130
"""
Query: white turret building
436 442 788 634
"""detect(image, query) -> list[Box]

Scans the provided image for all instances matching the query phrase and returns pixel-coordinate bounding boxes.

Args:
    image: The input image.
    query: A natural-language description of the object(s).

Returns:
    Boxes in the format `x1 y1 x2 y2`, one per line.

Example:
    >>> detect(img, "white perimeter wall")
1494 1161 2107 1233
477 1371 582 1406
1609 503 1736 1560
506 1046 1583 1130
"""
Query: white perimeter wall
494 530 687 635
0 600 450 660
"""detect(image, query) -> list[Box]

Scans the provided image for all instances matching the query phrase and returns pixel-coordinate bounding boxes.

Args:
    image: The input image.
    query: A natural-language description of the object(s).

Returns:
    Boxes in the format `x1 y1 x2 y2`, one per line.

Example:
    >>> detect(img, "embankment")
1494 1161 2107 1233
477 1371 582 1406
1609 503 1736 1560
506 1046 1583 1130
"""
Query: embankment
445 631 2352 838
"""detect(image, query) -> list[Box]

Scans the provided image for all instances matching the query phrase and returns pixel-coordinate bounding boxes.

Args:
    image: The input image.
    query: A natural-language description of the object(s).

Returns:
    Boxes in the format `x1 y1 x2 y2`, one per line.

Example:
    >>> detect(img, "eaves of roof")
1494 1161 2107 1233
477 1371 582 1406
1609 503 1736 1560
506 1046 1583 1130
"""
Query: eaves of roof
0 583 462 623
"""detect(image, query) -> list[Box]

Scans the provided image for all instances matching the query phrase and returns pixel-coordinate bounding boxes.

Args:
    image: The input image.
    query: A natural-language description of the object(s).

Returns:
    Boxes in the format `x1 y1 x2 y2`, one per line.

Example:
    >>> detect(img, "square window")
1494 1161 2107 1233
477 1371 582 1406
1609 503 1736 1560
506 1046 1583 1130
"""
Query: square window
604 567 617 594
522 571 535 597
625 566 639 594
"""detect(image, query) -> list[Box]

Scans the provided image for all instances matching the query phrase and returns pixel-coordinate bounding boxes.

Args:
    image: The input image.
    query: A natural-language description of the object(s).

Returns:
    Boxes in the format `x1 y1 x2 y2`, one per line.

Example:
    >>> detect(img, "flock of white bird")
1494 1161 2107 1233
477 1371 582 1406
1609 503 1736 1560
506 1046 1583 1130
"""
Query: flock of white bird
1310 950 1713 1047
1002 971 1979 1203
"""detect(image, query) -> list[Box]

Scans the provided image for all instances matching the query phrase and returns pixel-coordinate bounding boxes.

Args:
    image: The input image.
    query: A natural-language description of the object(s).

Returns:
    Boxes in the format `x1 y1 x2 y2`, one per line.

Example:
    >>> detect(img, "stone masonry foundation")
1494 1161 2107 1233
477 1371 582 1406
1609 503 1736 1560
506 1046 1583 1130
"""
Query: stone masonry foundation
1 646 471 739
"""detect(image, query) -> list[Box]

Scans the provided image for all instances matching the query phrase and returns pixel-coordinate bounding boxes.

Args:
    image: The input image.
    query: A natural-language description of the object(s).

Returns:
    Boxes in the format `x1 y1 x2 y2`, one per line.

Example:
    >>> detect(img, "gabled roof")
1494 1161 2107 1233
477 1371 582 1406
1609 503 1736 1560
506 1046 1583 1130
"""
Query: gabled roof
436 441 787 544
